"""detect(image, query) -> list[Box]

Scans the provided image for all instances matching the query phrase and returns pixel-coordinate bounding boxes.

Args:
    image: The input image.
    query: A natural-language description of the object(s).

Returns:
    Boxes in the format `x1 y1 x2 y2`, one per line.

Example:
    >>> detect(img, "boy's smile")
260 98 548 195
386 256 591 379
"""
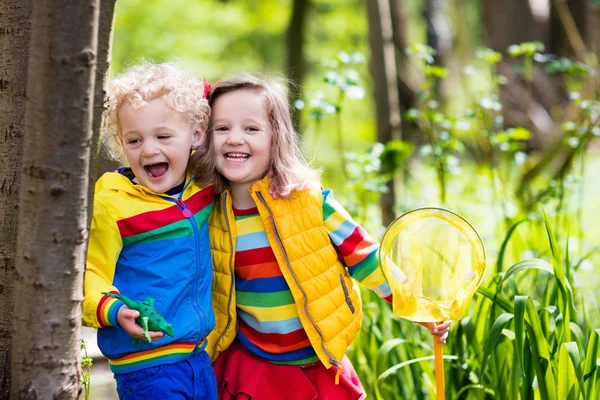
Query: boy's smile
118 97 202 193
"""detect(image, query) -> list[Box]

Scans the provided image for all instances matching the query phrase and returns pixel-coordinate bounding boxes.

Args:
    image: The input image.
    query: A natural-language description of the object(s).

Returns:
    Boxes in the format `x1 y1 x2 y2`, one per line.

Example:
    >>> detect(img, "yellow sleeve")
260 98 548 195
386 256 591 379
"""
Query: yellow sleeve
82 200 123 328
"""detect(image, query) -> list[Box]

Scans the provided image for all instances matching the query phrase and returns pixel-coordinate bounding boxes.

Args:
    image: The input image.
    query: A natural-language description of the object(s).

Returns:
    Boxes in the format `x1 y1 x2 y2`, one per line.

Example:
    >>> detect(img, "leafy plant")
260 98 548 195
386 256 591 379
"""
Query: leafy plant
80 338 92 400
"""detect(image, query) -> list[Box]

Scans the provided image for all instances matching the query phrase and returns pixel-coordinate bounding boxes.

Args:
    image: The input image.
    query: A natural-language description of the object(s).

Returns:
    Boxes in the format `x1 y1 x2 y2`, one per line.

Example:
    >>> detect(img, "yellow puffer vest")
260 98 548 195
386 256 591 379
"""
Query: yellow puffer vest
206 177 362 371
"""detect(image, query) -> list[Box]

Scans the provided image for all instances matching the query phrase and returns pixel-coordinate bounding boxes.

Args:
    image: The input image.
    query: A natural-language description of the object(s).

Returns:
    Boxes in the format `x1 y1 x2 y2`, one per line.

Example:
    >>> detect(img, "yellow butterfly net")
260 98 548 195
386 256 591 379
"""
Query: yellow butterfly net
379 207 487 323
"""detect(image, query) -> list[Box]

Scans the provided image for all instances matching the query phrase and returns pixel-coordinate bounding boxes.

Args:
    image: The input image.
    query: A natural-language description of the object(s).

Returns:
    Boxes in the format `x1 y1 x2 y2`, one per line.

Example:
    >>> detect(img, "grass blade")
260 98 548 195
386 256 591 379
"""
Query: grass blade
514 295 528 376
480 312 514 379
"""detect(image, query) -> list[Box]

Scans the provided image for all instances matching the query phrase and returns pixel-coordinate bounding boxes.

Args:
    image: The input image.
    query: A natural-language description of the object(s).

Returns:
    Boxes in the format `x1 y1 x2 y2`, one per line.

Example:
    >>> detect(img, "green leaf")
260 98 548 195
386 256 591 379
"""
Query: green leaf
495 218 528 275
425 65 448 78
378 354 459 381
540 204 573 343
496 258 554 292
558 342 585 399
480 313 514 379
477 286 515 313
378 338 407 358
514 296 528 377
584 329 600 400
525 297 556 400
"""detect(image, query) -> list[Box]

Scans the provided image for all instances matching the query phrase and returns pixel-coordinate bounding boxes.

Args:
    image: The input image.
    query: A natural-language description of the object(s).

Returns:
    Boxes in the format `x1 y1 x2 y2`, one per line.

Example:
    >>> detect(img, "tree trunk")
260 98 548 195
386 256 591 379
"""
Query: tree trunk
424 0 451 99
286 0 310 133
89 0 118 227
0 1 32 397
366 0 403 225
11 0 99 397
551 0 593 61
482 0 560 145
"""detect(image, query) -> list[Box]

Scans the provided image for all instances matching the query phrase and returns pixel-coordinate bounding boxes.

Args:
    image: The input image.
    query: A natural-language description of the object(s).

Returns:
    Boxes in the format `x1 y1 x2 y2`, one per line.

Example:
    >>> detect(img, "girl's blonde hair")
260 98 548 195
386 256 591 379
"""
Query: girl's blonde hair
192 74 321 197
104 62 210 161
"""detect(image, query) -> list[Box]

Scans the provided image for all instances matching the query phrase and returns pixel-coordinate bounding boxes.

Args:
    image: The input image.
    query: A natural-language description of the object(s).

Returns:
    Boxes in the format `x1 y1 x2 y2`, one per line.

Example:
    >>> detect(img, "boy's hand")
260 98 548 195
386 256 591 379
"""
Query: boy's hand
116 306 165 342
417 320 451 344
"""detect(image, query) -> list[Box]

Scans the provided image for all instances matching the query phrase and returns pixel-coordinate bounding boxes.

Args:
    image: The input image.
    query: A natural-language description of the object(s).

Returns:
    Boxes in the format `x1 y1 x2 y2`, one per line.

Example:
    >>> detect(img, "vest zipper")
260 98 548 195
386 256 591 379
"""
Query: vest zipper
255 191 341 369
211 192 236 361
339 274 355 313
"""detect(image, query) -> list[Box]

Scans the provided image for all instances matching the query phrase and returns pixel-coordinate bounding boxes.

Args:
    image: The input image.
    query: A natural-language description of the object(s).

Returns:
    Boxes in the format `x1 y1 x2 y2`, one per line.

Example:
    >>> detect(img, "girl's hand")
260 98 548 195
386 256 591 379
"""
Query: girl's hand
116 306 165 342
417 320 451 344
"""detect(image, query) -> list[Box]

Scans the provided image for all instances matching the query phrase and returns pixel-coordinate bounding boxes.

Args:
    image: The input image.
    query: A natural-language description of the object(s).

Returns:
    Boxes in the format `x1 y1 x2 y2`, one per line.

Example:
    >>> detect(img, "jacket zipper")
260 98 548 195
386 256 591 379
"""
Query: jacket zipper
211 192 236 360
174 197 207 350
255 191 341 369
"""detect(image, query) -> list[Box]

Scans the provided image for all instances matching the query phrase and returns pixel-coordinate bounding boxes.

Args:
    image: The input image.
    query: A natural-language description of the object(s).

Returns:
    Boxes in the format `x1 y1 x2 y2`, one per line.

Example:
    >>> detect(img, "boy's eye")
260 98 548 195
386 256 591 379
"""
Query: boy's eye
157 135 171 140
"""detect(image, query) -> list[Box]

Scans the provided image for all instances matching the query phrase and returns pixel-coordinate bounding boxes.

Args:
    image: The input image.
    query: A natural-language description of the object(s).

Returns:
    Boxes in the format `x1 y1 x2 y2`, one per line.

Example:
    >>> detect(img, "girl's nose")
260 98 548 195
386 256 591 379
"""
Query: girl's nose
227 129 245 145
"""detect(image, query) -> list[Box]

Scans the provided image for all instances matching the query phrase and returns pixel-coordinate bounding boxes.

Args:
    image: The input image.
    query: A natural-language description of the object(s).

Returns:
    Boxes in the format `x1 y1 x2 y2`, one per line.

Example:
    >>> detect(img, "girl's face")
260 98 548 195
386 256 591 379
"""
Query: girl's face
211 89 271 188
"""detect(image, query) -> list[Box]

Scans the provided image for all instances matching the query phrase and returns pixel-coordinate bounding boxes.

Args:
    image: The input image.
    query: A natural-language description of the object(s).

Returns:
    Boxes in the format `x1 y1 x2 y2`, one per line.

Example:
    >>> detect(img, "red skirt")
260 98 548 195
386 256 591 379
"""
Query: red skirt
212 340 366 400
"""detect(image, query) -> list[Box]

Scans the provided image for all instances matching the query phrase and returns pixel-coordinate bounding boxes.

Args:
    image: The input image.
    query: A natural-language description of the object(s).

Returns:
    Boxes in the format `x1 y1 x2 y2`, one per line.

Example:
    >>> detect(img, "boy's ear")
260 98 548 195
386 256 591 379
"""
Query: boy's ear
191 125 205 150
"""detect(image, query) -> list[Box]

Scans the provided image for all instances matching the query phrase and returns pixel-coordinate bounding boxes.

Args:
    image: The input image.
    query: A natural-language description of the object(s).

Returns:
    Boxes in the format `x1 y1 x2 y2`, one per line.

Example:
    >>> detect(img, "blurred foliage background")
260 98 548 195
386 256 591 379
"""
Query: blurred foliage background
91 0 600 398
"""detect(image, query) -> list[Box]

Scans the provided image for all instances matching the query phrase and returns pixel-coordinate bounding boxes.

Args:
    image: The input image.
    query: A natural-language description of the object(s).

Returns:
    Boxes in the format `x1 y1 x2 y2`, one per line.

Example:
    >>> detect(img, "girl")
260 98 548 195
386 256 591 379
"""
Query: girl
192 75 450 399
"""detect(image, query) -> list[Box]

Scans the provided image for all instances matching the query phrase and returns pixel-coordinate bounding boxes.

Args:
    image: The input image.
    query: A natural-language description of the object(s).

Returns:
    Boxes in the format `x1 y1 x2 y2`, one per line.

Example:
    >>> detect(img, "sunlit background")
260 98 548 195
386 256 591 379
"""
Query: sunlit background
86 0 600 398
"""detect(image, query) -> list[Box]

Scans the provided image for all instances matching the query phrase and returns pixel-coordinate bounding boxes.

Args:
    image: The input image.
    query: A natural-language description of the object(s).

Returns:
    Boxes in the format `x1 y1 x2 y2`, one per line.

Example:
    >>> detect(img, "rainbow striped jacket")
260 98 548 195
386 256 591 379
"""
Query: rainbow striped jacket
82 169 215 374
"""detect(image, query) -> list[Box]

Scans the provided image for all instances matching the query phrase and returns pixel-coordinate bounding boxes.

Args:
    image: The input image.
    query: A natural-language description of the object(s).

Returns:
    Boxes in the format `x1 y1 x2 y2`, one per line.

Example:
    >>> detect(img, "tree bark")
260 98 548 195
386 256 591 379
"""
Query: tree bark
286 0 310 133
0 1 32 397
89 0 118 227
367 0 403 225
551 0 593 61
424 0 451 99
10 0 99 397
482 0 559 145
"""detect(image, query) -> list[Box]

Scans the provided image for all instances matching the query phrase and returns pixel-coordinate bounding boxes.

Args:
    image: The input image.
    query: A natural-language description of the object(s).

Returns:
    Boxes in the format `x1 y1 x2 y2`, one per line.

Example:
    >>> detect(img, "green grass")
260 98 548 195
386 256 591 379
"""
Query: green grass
344 157 600 399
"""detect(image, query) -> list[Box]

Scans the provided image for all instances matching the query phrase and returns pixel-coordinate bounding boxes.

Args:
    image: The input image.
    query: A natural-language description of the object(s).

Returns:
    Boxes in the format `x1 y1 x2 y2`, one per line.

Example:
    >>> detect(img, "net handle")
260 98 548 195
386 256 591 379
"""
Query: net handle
434 339 445 400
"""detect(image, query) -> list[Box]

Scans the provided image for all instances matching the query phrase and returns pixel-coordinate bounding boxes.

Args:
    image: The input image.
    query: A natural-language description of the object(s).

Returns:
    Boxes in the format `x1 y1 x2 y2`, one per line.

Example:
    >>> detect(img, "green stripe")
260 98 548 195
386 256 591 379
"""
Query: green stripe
122 205 212 247
272 355 320 365
122 219 191 246
350 253 379 282
322 197 336 220
235 213 258 221
193 204 213 227
109 352 191 372
237 290 294 307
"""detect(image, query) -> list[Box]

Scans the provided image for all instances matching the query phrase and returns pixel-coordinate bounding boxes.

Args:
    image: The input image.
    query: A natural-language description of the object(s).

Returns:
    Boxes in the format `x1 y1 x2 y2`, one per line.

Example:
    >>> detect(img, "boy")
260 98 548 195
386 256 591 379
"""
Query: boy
82 63 217 399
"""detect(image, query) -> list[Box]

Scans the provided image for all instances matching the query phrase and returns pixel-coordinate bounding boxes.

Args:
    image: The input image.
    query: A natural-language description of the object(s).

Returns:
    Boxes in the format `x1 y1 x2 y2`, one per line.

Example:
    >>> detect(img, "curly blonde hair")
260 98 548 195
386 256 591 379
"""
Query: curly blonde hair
192 74 321 198
104 62 210 161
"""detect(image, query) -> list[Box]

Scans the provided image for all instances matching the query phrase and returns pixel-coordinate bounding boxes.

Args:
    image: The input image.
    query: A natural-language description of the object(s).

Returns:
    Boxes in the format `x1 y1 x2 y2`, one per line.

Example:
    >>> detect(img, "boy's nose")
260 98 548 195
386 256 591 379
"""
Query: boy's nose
142 140 159 156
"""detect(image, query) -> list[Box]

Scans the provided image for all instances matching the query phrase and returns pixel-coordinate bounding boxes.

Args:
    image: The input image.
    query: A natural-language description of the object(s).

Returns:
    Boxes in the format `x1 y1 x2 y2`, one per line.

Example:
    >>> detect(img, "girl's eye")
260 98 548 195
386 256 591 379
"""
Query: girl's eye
127 139 140 145
246 127 259 132
157 135 171 140
214 126 229 132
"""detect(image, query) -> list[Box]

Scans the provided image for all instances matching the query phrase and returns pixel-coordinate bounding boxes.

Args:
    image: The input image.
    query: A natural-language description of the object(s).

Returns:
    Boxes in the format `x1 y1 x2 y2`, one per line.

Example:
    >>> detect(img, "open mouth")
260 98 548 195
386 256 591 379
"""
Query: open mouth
144 162 169 178
225 152 250 162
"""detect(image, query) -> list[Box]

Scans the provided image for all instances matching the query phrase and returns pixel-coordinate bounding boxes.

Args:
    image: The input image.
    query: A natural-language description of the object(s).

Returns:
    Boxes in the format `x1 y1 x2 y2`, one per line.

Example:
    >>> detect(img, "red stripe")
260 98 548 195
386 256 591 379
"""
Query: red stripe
236 247 277 267
236 261 280 280
384 294 393 305
117 186 214 237
337 226 365 257
233 207 259 216
238 319 310 352
96 290 119 327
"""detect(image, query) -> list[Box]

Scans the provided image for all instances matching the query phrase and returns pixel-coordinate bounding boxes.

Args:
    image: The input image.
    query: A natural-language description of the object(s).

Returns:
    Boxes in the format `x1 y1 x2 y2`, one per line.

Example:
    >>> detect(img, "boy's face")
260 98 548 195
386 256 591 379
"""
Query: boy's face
118 97 203 193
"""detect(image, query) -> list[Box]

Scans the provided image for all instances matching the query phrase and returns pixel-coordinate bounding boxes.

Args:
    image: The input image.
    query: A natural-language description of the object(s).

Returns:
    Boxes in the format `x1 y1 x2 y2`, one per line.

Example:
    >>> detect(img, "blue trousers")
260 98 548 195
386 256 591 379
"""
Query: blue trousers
114 351 217 399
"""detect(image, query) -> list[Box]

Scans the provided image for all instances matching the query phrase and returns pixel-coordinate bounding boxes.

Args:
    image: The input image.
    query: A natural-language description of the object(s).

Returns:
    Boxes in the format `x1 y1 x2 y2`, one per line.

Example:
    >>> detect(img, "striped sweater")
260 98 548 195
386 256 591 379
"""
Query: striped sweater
233 189 392 364
82 168 215 374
